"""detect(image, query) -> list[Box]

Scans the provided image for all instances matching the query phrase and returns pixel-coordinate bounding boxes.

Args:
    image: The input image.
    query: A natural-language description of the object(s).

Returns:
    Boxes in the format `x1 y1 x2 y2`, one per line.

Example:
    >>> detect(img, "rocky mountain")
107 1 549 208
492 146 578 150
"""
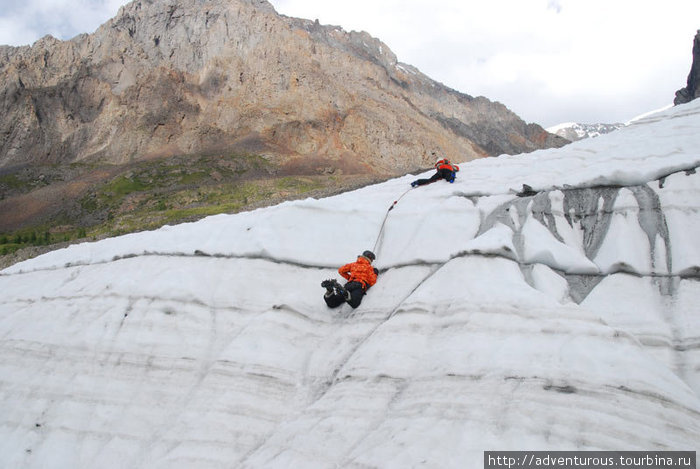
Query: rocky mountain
546 122 623 142
0 0 564 175
674 29 700 105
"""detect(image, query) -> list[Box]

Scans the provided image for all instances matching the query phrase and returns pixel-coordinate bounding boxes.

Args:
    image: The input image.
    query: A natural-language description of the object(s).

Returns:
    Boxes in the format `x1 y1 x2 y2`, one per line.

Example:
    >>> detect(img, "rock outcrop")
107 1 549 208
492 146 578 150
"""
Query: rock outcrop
0 0 566 176
674 30 700 105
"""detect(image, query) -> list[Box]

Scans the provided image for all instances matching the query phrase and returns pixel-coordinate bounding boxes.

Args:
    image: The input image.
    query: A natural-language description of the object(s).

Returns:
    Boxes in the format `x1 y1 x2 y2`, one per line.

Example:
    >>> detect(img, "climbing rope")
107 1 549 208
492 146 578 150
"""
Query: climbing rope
372 187 414 254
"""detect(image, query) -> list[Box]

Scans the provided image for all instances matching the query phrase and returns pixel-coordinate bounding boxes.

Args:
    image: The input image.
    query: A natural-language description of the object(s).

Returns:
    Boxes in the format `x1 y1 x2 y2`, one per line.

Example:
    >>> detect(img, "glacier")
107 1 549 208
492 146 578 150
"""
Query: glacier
1 100 699 468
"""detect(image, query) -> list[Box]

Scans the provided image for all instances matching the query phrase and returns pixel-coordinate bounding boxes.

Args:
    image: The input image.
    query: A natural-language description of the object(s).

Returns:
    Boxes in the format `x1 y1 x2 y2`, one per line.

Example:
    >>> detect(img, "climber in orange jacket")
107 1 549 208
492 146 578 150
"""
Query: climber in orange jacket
322 250 378 309
411 158 460 187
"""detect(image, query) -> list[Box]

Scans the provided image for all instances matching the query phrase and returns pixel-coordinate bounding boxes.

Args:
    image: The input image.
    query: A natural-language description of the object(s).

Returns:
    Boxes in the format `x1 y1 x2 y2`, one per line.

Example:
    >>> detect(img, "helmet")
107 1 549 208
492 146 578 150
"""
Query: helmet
435 158 450 168
361 250 376 262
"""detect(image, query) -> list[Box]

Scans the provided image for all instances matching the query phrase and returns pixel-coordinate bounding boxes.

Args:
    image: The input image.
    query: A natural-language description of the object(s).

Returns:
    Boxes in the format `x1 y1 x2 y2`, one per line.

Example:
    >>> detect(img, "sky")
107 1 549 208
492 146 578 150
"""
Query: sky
0 0 698 128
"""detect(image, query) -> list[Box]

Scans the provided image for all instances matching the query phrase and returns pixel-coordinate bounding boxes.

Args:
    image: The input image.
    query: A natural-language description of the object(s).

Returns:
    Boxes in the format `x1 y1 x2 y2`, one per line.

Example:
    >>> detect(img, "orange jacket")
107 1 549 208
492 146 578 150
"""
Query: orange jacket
338 257 377 288
436 159 459 172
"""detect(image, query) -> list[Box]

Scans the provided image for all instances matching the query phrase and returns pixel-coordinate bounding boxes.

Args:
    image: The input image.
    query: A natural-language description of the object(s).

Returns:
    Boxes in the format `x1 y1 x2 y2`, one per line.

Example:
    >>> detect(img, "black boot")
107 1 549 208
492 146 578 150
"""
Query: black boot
321 279 336 295
333 281 350 301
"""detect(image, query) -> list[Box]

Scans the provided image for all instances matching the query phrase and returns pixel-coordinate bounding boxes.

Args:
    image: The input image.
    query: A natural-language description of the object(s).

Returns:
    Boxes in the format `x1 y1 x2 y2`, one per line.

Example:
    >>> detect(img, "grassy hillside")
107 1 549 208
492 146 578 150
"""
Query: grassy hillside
0 153 383 268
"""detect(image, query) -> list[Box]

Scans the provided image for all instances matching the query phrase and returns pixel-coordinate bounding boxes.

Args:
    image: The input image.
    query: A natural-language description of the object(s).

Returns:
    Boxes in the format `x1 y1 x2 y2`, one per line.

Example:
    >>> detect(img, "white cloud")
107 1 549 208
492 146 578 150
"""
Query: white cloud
0 0 124 45
1 0 699 128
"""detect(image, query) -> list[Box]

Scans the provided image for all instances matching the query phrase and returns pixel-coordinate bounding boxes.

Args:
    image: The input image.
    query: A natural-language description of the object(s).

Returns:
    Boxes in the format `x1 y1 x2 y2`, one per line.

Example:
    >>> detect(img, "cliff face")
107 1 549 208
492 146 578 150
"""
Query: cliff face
0 0 565 175
674 30 700 105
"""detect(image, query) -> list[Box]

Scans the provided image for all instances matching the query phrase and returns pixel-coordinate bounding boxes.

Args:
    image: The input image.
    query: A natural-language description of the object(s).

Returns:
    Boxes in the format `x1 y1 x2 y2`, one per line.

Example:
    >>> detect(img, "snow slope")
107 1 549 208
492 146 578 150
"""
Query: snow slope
1 101 700 468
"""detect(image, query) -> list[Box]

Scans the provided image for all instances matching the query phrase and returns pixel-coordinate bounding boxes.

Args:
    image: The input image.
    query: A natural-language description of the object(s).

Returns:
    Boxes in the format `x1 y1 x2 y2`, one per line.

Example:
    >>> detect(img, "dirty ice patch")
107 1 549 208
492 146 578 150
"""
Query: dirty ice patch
461 222 516 259
656 171 700 275
521 216 599 274
529 264 572 304
593 189 653 275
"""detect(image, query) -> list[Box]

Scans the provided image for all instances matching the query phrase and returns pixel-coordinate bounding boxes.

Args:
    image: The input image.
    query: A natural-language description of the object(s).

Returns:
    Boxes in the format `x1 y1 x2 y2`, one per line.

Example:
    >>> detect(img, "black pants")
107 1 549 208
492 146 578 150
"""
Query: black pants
324 281 366 309
413 168 455 186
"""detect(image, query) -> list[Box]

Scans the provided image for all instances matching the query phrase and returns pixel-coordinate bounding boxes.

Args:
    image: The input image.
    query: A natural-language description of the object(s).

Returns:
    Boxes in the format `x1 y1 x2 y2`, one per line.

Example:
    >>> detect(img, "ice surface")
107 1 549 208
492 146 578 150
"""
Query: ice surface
1 100 699 468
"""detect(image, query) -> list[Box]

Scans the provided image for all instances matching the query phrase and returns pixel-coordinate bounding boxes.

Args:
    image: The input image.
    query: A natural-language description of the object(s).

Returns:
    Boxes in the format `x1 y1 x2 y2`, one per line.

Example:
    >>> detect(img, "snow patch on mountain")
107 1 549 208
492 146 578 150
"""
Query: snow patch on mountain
546 122 624 141
547 104 678 142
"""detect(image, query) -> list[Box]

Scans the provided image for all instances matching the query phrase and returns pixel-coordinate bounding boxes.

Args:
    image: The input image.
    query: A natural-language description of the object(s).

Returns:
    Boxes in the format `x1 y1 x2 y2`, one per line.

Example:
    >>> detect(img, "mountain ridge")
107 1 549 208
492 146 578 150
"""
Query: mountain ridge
0 0 565 172
546 122 624 142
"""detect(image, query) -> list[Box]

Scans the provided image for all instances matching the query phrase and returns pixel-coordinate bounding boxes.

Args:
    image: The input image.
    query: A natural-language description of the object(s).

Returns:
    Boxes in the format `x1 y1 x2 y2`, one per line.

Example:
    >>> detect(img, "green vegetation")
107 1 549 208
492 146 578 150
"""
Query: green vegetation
0 152 372 266
102 175 150 198
0 227 86 255
67 175 324 242
0 174 24 191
